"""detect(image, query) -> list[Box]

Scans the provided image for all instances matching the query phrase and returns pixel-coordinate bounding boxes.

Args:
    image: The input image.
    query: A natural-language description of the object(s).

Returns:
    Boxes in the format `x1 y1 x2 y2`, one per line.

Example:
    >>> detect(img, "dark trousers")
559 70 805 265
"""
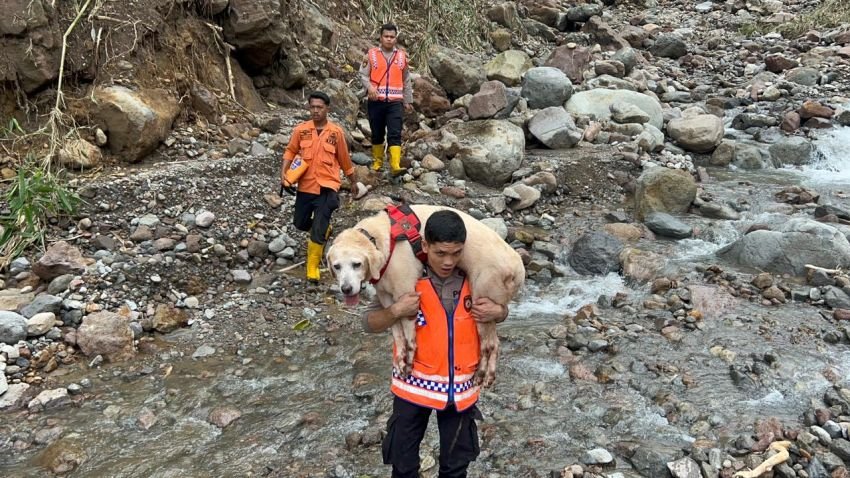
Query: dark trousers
293 187 339 244
367 100 403 146
382 397 481 478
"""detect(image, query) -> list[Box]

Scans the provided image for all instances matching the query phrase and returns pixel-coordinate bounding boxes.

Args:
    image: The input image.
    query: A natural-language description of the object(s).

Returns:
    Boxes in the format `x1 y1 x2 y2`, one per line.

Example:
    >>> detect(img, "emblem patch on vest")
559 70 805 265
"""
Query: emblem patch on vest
463 295 472 312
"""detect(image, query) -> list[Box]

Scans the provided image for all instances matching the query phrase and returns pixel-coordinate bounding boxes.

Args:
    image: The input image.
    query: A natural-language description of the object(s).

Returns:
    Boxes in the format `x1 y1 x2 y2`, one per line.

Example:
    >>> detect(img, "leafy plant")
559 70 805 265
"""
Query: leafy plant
0 158 81 268
1 118 25 138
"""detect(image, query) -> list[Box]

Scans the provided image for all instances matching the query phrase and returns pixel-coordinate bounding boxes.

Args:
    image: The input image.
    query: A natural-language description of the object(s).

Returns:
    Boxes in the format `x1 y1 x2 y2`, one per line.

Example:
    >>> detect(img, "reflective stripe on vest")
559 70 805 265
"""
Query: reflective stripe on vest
390 275 480 411
368 47 406 102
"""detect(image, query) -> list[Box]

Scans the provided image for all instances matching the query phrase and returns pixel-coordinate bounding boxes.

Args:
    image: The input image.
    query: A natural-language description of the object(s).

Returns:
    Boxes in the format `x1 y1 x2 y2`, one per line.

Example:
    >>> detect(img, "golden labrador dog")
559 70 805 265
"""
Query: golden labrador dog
326 204 525 387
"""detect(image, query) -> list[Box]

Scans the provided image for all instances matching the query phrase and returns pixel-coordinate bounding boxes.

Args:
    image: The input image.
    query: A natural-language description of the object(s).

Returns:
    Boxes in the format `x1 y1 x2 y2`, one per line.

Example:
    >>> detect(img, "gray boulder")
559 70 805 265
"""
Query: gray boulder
528 107 583 149
651 34 688 59
567 89 663 129
635 167 697 221
667 114 724 153
769 136 813 166
717 218 850 276
785 67 821 86
645 212 693 239
569 232 624 276
444 120 525 187
429 47 487 98
0 311 27 345
521 67 573 109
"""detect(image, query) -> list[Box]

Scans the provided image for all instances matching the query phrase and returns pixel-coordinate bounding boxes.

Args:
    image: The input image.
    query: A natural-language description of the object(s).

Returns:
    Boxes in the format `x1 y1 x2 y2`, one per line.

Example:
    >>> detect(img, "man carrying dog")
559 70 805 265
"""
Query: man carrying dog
362 210 508 478
280 91 356 283
359 22 413 176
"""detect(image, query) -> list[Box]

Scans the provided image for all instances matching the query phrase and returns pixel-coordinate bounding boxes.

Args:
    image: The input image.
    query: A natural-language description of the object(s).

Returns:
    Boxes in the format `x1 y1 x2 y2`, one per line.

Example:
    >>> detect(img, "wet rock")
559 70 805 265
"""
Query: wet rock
569 232 624 275
137 408 158 430
718 218 850 276
603 223 643 242
644 212 692 239
528 107 582 149
667 114 724 153
634 167 697 221
32 241 87 280
28 388 70 412
567 89 663 129
485 50 532 87
77 311 135 361
0 383 30 409
520 67 573 109
38 436 86 474
583 447 614 465
0 311 27 345
769 136 813 166
208 406 242 428
631 444 683 478
192 345 216 358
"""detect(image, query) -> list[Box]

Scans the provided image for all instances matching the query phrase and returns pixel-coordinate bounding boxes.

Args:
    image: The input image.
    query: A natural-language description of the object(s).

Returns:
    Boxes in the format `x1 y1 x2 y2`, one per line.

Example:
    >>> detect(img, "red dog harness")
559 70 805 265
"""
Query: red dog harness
362 204 427 284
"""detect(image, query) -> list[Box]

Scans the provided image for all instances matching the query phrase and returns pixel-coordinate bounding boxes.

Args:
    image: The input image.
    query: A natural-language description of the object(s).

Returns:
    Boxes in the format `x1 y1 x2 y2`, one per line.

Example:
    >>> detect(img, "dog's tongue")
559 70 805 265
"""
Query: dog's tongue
344 293 360 306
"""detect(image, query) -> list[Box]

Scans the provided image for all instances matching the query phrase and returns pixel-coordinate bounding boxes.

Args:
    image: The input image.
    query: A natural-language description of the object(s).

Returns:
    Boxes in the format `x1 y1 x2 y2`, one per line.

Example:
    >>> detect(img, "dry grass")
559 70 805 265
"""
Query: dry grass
776 0 850 38
360 0 488 67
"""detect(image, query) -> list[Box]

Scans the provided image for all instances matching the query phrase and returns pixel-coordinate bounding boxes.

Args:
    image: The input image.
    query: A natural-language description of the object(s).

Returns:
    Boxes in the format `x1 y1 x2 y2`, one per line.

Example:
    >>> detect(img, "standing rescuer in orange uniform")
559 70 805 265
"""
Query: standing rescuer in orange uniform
281 91 356 282
361 211 509 478
359 23 413 176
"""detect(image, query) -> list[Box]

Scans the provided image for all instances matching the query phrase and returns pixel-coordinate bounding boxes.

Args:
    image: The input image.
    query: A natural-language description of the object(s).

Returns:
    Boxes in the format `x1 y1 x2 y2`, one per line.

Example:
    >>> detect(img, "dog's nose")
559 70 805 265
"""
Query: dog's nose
342 284 353 295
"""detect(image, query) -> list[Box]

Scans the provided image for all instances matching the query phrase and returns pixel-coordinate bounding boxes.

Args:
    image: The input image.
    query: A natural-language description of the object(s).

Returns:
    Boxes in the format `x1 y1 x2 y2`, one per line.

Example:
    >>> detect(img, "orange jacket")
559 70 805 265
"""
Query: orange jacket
368 47 407 102
391 274 480 411
283 120 354 195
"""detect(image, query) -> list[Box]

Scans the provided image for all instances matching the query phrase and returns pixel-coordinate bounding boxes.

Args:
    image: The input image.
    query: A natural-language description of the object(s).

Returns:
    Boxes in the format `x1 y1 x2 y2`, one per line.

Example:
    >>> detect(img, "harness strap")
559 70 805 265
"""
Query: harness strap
365 204 428 284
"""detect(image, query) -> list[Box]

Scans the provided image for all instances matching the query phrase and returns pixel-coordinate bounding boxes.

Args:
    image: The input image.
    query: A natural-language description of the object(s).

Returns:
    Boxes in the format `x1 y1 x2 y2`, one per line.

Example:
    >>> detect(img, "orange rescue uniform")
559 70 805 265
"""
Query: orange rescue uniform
283 120 354 195
368 47 407 102
391 274 481 411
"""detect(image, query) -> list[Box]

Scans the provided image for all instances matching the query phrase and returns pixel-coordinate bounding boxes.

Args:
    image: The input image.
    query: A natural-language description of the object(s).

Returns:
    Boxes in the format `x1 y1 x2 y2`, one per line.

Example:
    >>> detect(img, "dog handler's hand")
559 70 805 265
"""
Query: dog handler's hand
471 298 508 323
390 292 421 321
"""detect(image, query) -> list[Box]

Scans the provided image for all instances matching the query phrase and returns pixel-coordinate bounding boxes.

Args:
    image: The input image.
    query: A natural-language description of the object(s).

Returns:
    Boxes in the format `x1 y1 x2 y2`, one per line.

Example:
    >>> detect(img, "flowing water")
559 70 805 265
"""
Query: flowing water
3 130 850 477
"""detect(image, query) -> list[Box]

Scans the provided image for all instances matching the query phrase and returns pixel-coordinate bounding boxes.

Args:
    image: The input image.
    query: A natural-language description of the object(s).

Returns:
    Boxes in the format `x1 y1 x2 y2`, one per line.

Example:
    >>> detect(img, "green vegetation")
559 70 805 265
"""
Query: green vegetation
0 157 80 268
739 0 850 39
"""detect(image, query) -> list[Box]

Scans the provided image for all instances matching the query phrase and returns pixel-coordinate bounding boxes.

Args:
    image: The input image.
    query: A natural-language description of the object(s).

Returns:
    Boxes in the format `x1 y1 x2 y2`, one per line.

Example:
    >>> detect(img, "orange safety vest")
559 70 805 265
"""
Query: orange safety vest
390 273 480 411
368 47 406 102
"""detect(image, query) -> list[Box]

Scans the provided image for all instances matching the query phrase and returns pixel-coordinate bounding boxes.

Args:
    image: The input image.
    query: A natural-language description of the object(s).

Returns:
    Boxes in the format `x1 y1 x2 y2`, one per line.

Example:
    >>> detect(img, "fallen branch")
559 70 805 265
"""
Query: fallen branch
278 261 305 273
204 22 237 102
733 441 791 478
805 264 842 275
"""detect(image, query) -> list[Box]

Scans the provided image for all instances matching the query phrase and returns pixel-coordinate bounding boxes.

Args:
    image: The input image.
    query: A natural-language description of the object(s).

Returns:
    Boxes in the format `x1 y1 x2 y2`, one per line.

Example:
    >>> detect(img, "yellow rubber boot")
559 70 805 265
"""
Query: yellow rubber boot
306 240 324 283
371 145 385 171
388 145 403 176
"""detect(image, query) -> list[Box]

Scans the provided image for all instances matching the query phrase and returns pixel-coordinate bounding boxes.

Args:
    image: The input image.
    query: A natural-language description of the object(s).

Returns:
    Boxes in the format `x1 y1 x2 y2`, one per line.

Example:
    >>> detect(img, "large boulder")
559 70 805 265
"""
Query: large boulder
644 212 693 239
769 136 813 166
635 167 697 221
76 311 135 362
412 76 451 118
528 107 583 149
651 34 688 59
485 50 533 86
223 0 286 69
444 120 525 187
544 44 593 83
569 232 624 276
521 67 573 109
667 114 724 153
92 86 180 162
429 47 487 98
0 311 27 345
567 89 663 129
32 241 87 281
468 81 508 120
717 218 850 276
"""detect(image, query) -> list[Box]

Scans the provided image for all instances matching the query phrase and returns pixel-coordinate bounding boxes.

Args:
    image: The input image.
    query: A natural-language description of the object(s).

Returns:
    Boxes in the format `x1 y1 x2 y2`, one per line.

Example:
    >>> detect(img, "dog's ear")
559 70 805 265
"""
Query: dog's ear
325 244 337 279
366 246 383 282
